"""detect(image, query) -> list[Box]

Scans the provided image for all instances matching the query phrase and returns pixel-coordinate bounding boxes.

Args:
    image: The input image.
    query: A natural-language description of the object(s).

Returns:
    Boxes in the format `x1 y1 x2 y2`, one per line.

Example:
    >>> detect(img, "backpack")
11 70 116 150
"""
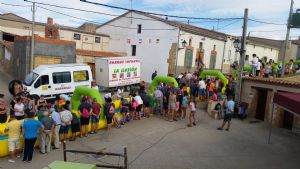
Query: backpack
82 107 90 118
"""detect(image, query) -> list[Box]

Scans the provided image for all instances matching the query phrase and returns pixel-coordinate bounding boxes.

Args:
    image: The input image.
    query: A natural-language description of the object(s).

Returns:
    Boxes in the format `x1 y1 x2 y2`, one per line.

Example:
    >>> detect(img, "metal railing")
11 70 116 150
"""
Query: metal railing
63 142 128 169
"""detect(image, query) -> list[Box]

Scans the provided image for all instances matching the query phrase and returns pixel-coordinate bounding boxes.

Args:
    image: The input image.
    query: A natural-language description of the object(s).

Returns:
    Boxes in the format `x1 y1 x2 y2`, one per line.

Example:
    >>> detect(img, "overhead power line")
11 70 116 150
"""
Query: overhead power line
22 0 242 24
249 19 286 26
1 2 31 7
216 20 242 30
80 0 243 21
37 6 177 31
23 0 161 22
249 30 286 33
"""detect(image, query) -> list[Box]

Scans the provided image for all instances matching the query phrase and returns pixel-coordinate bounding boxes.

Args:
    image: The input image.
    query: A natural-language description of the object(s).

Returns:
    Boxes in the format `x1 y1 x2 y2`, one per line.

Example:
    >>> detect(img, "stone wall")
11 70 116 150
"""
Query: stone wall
13 36 76 80
241 79 300 128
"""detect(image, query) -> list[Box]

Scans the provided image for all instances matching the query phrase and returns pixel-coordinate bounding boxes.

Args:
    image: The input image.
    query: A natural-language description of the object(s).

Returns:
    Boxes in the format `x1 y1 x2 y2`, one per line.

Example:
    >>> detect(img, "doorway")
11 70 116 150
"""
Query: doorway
255 89 268 121
88 63 95 79
283 111 294 130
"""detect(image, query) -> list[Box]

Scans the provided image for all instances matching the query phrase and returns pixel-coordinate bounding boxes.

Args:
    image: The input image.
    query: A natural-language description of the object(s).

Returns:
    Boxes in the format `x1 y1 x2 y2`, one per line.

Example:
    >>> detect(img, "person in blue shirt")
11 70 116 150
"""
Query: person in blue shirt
189 80 196 100
22 111 44 162
218 95 235 131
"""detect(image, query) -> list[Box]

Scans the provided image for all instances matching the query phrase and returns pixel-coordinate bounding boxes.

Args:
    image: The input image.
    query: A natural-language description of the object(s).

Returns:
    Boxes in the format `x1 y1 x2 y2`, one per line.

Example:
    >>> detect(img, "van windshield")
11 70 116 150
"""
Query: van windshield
24 72 39 86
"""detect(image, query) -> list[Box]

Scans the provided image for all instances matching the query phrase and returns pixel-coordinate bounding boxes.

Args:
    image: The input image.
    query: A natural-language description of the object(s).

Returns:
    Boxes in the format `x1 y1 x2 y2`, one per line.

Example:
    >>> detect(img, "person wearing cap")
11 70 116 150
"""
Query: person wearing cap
51 105 61 149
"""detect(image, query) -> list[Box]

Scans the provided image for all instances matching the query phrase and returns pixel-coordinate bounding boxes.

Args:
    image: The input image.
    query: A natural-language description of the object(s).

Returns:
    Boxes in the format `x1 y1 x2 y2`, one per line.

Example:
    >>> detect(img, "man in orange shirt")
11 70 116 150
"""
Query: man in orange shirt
209 81 215 99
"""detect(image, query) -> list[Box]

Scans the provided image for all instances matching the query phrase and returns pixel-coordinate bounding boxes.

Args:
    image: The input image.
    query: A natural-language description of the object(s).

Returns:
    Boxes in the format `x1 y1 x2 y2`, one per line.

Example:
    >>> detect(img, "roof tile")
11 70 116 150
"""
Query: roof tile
76 49 121 57
243 76 300 87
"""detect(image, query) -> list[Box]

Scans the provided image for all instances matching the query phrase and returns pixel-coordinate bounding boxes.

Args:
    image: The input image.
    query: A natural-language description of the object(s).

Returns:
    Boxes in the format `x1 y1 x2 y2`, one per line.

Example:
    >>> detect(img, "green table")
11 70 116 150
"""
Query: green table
43 161 96 169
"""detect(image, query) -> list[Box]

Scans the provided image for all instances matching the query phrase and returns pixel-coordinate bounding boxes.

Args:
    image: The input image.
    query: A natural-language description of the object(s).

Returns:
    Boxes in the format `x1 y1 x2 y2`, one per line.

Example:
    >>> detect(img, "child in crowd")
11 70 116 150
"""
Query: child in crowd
121 98 130 125
212 89 218 101
181 91 189 119
187 99 196 127
104 97 115 130
217 89 223 101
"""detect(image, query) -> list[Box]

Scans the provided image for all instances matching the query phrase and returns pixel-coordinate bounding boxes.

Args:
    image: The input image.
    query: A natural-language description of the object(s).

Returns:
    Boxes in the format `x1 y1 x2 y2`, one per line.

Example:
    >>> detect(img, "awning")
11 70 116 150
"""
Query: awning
268 91 300 144
273 91 300 115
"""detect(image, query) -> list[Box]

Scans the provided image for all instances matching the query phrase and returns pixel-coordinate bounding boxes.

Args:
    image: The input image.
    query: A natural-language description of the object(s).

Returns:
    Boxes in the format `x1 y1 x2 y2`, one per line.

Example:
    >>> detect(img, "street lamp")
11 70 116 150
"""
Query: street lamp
178 40 187 50
233 38 241 50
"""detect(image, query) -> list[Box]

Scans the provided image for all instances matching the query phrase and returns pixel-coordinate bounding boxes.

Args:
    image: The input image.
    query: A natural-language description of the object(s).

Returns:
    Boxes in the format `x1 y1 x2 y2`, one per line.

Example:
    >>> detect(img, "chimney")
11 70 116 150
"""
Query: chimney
47 17 53 25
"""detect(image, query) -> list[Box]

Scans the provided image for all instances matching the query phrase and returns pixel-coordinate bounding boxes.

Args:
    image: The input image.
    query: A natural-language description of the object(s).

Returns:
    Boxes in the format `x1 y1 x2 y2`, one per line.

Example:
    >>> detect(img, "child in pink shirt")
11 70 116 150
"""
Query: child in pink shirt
187 99 196 127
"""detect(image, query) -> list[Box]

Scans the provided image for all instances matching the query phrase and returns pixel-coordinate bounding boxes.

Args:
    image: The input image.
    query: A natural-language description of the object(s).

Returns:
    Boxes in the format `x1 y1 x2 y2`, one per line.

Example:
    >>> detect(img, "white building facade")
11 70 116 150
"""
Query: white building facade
244 37 281 65
97 11 235 82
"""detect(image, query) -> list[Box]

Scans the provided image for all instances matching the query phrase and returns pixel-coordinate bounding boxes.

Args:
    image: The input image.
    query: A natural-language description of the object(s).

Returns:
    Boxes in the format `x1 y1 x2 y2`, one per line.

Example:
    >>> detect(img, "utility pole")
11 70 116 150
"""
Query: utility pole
130 0 133 24
236 8 248 104
30 2 36 71
281 0 294 73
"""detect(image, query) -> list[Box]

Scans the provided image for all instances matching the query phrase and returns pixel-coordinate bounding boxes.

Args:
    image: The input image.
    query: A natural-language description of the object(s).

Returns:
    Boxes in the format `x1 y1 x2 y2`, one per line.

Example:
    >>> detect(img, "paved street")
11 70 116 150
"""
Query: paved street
1 110 299 169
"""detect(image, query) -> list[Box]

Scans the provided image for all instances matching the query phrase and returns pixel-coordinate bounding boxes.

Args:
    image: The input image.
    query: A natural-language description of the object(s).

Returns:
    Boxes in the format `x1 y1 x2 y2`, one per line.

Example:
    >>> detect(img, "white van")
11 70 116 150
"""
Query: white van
23 64 92 99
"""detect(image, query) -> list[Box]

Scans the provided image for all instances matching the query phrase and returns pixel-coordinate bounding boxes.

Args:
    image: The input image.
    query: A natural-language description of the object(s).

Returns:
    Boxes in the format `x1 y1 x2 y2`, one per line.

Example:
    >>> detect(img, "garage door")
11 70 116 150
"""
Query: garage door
34 56 61 68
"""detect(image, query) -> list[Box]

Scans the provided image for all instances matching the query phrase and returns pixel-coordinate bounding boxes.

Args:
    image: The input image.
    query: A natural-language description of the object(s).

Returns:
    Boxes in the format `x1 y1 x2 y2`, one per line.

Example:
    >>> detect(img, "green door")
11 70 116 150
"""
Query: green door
210 51 216 69
185 49 192 67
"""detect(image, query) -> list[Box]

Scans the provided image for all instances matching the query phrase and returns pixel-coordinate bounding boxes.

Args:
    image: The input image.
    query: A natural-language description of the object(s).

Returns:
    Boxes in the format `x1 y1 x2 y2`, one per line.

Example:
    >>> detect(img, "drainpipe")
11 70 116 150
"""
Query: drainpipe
221 39 227 72
174 27 181 76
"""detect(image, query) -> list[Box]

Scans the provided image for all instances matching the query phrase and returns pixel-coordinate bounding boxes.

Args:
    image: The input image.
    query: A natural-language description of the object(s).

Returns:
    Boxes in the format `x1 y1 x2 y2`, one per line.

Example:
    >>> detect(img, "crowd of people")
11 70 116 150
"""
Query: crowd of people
0 88 105 163
251 54 297 78
0 72 237 164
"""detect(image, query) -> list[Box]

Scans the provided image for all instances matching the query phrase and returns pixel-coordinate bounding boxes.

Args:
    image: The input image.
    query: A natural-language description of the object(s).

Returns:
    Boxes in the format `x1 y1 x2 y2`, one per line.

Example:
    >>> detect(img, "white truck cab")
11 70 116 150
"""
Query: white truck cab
23 64 92 99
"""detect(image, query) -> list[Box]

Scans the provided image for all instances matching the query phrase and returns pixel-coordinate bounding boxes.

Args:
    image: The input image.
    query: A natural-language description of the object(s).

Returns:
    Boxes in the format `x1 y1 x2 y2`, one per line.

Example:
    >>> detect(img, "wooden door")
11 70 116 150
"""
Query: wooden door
88 63 95 79
34 56 61 68
255 89 267 121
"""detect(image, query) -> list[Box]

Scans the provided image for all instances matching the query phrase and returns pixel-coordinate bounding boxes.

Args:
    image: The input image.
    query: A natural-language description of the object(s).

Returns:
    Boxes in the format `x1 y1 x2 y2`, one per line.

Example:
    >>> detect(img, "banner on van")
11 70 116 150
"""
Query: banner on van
108 58 141 87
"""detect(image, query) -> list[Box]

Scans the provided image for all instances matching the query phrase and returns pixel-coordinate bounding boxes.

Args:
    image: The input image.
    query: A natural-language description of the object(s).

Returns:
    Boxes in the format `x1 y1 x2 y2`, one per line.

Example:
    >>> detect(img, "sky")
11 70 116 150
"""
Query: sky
0 0 300 40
